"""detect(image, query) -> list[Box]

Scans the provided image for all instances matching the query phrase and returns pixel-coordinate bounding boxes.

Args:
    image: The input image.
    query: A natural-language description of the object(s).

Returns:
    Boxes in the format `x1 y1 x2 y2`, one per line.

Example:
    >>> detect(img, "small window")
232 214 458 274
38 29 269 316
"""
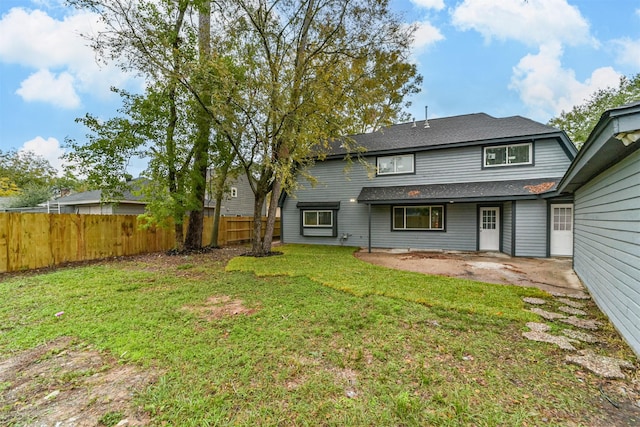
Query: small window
377 154 414 175
484 143 532 167
303 210 333 227
393 206 444 230
230 187 238 198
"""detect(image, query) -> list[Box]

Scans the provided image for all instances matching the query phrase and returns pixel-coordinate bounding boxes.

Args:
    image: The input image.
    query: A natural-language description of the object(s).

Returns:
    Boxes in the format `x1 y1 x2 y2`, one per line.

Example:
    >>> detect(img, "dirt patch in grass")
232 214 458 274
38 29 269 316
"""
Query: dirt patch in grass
184 295 259 321
0 337 159 427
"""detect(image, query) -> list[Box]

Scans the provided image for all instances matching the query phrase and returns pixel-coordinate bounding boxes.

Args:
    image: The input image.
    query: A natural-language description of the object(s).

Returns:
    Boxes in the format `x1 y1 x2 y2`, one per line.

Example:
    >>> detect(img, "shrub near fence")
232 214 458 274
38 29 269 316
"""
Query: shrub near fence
0 213 280 274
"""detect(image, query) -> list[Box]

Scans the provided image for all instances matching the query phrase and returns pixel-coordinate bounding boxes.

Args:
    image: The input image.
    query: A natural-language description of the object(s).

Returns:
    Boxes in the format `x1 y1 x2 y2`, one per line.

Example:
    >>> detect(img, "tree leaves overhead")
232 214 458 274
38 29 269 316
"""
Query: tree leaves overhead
549 74 640 148
66 0 420 253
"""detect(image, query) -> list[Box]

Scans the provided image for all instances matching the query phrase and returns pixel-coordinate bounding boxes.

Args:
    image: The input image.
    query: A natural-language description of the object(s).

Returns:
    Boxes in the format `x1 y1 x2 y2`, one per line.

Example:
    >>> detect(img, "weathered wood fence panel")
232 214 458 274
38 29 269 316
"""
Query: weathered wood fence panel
0 213 279 273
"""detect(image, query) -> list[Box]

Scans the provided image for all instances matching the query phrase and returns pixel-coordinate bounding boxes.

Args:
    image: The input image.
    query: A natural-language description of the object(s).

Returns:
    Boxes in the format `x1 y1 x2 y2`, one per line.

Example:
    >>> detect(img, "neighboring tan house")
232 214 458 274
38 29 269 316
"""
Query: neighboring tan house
279 112 578 256
557 101 640 357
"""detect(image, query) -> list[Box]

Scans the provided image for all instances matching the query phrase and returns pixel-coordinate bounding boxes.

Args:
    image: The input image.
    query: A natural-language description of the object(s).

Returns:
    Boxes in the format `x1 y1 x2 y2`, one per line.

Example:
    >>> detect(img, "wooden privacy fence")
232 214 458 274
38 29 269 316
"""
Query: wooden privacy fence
0 213 280 273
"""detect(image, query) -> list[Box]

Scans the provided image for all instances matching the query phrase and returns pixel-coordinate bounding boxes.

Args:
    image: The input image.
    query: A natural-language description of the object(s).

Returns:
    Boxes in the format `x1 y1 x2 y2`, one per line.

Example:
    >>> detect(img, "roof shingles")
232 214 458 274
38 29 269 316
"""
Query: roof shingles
357 178 562 204
330 113 561 156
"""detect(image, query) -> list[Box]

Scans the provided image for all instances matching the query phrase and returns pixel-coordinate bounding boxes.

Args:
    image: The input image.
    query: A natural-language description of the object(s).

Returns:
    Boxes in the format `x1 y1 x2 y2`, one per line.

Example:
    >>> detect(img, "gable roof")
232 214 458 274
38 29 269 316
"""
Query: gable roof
558 101 640 193
328 113 575 158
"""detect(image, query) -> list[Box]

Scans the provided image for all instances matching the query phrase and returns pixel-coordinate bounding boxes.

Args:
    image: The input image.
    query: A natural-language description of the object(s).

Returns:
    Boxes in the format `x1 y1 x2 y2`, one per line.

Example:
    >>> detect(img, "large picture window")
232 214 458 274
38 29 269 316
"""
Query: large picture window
393 206 444 230
303 210 333 227
484 143 532 167
377 154 414 175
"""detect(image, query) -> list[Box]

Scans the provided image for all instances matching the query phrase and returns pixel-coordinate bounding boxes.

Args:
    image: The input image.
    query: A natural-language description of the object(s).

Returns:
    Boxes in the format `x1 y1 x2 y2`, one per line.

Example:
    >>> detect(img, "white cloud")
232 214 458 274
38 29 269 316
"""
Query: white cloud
16 69 81 109
451 0 595 48
0 7 136 106
19 136 66 174
509 43 621 120
410 0 445 11
613 37 640 69
412 20 445 51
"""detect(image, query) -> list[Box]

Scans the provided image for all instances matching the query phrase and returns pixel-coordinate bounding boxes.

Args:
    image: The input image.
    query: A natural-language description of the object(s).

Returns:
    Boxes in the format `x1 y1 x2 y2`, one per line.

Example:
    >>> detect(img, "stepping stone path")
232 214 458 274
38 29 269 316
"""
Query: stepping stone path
550 292 591 300
522 297 547 305
558 306 587 316
562 329 600 343
566 350 635 379
556 297 585 309
560 316 601 330
522 293 637 380
529 307 566 320
523 322 577 350
526 322 550 332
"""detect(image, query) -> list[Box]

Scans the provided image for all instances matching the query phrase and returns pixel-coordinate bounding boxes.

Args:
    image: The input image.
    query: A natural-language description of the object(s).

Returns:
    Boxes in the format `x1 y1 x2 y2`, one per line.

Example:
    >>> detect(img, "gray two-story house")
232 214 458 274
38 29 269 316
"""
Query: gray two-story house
280 112 577 256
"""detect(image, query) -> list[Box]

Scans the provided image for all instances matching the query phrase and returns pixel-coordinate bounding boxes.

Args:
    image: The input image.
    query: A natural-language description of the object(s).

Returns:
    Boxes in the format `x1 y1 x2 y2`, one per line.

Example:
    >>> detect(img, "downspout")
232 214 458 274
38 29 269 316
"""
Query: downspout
368 203 372 253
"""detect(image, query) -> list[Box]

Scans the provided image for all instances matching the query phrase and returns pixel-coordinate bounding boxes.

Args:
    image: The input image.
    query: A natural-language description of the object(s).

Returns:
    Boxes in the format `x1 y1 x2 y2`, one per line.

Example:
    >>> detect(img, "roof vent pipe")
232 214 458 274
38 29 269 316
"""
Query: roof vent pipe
411 118 416 128
424 106 430 128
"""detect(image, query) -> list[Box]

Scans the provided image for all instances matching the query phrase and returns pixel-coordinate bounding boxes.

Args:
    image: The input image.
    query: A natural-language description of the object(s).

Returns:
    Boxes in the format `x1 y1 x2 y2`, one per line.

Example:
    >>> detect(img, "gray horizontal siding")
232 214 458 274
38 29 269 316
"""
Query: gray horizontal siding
219 174 262 216
514 199 547 257
503 202 513 255
282 137 571 252
374 138 571 186
369 204 477 250
573 148 640 356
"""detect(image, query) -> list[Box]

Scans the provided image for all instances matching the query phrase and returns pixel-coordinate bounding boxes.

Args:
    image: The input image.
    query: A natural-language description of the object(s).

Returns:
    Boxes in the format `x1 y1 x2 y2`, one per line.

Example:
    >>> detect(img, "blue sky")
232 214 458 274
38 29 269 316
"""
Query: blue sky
1 0 639 176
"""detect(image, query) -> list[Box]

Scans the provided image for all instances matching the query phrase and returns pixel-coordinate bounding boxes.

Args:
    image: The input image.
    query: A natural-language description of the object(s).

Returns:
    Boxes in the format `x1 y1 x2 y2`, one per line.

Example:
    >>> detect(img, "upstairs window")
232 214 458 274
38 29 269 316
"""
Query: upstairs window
377 154 414 175
230 187 238 198
484 143 532 167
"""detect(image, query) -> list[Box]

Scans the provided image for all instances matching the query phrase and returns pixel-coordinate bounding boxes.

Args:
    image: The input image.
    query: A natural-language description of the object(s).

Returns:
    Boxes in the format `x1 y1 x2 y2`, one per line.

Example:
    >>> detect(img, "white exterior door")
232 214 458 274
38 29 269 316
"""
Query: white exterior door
479 207 500 251
551 204 573 256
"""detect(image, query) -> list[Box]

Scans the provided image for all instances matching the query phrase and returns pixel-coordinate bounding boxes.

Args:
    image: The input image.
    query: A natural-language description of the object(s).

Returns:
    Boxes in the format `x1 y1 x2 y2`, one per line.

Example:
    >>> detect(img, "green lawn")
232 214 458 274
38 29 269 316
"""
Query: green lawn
0 244 634 426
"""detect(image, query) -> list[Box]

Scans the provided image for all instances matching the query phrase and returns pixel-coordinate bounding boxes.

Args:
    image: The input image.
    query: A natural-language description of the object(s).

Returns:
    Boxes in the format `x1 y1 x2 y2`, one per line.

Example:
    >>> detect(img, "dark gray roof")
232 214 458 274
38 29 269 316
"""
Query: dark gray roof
330 113 569 157
357 178 562 204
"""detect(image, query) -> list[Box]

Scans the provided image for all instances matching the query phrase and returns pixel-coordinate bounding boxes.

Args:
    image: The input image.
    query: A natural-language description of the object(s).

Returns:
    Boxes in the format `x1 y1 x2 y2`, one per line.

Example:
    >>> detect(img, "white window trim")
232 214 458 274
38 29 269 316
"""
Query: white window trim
230 187 238 198
393 205 445 230
303 210 333 228
377 154 415 175
483 143 532 167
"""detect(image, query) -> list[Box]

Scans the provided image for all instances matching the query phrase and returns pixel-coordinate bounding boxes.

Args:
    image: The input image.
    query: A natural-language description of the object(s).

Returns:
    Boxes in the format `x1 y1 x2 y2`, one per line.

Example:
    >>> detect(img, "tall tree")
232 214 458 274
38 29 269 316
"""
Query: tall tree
69 0 420 255
66 85 206 250
549 74 640 148
67 0 226 250
196 0 421 255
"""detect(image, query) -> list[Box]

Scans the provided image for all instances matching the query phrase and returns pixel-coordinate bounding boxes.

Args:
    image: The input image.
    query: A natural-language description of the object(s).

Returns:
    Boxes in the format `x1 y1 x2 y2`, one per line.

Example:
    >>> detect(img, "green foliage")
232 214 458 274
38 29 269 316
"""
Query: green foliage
8 184 52 208
549 73 640 148
0 149 57 191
